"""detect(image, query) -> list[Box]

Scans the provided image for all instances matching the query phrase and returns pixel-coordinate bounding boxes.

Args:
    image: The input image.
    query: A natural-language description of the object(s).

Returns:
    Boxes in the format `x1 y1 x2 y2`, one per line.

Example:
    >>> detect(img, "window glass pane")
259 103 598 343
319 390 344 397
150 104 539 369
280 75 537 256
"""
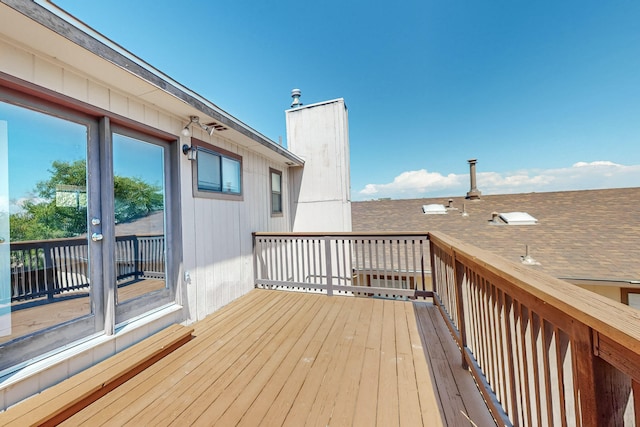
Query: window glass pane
271 172 281 193
271 171 282 214
222 157 241 194
198 150 221 192
628 293 640 310
113 134 166 304
1 101 90 346
272 193 282 213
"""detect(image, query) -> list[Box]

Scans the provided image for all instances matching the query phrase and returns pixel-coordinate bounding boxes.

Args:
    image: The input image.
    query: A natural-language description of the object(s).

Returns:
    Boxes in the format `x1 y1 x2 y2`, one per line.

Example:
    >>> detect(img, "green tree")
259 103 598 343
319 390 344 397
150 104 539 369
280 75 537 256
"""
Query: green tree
114 175 164 224
10 159 163 241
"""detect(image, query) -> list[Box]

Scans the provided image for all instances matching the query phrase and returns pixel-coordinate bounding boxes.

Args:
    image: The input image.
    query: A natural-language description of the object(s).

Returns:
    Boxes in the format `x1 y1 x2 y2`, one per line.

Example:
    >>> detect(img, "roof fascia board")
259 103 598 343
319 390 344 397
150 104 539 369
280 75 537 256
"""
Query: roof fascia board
2 0 303 166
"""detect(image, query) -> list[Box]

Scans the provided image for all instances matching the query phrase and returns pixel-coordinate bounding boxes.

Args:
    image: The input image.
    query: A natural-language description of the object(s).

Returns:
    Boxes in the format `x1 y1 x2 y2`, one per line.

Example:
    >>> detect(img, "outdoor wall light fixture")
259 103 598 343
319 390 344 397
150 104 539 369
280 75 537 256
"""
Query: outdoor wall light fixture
181 115 215 137
182 144 197 161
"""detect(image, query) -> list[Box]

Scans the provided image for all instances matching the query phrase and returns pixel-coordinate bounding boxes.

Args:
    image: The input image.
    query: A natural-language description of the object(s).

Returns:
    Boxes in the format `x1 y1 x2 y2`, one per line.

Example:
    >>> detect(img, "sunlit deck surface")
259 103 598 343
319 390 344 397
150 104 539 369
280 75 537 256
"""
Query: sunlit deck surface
60 289 494 426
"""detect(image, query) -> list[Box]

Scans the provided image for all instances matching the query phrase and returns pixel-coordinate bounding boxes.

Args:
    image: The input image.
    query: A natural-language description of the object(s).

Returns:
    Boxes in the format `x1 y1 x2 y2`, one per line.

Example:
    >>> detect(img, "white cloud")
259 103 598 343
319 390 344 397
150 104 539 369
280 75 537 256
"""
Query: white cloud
357 161 640 200
359 169 464 197
8 196 47 215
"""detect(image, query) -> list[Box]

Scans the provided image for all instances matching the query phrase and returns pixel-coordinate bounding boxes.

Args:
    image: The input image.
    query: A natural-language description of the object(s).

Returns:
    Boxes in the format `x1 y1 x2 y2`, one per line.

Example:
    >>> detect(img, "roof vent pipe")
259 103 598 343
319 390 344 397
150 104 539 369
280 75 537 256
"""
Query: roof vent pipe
466 158 481 200
291 88 302 108
521 245 541 265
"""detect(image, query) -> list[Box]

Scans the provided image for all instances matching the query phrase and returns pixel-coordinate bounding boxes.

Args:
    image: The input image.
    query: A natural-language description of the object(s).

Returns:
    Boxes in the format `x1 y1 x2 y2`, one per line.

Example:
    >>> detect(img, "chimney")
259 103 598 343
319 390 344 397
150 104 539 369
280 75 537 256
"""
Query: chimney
466 158 481 200
291 88 302 108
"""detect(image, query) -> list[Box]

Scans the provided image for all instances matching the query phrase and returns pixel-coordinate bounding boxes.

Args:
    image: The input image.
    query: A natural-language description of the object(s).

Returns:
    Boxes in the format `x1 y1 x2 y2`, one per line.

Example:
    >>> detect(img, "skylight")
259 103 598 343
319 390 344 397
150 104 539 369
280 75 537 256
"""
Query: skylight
499 212 538 225
422 204 447 215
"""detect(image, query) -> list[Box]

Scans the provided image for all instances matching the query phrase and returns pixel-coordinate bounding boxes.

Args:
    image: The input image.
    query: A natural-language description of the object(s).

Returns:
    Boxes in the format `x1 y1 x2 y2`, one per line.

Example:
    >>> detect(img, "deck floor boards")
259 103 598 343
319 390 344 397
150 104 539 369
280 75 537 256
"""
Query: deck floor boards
61 289 495 426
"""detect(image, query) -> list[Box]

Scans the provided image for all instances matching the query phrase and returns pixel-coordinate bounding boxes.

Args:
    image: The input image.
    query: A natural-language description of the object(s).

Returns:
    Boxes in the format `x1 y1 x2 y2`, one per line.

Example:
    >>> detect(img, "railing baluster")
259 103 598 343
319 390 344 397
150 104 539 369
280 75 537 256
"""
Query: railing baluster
454 256 467 369
324 237 333 296
276 237 282 282
515 301 532 427
503 294 520 426
495 287 507 411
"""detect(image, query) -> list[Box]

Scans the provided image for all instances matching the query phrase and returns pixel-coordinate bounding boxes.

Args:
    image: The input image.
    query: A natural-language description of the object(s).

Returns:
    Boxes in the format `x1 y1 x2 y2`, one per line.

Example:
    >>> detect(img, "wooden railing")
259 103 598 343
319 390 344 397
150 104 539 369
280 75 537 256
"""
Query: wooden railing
10 237 88 302
253 232 431 299
429 230 640 427
254 231 640 426
114 235 166 284
9 234 165 302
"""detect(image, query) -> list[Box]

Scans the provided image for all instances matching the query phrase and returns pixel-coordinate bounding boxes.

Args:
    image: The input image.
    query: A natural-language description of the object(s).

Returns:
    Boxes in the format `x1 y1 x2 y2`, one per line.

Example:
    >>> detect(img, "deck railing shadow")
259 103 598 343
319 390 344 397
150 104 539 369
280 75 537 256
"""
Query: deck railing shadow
254 231 640 427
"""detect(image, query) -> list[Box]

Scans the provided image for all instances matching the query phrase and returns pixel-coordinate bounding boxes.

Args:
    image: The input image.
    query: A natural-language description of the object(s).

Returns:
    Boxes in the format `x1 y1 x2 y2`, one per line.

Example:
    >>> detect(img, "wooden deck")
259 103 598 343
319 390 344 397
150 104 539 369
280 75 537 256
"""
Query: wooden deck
60 289 495 426
1 279 165 344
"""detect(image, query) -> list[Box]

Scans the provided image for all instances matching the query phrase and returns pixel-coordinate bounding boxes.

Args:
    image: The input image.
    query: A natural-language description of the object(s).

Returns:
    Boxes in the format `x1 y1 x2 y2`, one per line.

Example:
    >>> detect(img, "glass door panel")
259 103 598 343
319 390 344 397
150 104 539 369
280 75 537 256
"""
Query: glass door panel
1 121 9 337
0 101 91 346
112 133 166 304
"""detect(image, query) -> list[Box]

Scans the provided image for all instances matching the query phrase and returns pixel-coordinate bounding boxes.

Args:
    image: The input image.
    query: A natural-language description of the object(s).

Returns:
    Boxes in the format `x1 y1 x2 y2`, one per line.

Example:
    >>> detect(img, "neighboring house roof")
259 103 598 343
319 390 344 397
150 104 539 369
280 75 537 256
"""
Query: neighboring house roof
352 187 640 284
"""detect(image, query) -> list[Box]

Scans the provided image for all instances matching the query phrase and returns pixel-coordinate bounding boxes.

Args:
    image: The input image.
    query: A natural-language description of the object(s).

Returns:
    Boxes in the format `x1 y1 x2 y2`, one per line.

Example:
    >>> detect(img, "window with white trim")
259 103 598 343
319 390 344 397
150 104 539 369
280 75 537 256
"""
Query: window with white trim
270 168 282 216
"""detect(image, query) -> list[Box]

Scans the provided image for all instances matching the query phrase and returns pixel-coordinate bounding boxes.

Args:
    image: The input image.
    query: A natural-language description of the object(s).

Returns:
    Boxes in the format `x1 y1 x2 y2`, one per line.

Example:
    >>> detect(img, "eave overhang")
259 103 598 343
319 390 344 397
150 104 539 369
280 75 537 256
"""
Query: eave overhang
0 0 304 167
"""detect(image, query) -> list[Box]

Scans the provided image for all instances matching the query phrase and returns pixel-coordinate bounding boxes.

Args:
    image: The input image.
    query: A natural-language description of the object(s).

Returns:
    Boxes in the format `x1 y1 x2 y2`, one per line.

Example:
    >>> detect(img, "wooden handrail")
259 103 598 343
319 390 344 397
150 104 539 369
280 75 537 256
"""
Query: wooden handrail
428 230 640 426
428 230 640 376
253 231 432 238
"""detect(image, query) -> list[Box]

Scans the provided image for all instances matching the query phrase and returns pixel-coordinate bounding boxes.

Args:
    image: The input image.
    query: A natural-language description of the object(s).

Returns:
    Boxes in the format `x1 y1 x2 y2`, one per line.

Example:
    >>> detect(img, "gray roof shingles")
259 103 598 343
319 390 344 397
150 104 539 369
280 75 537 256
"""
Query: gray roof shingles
352 188 640 282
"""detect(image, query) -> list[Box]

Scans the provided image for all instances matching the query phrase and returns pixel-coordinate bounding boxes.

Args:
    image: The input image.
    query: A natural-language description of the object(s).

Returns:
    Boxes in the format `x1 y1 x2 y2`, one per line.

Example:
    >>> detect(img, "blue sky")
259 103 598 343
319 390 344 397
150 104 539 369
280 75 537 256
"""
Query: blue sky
52 0 640 200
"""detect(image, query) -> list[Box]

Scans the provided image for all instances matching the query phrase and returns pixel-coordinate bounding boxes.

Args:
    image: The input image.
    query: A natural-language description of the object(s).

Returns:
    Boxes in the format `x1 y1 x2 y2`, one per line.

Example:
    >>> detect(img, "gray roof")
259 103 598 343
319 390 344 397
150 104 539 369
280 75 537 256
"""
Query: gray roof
352 188 640 283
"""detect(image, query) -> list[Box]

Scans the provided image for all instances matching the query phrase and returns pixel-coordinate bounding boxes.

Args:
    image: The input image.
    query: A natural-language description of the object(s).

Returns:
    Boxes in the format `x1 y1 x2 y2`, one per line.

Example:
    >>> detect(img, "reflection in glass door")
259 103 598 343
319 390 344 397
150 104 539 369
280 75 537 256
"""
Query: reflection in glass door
1 121 9 337
0 101 91 347
113 133 166 304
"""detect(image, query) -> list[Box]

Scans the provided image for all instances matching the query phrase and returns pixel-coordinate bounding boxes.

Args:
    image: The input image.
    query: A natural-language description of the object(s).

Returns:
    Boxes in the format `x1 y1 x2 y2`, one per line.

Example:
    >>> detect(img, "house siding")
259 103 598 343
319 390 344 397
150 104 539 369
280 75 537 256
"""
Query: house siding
0 9 294 408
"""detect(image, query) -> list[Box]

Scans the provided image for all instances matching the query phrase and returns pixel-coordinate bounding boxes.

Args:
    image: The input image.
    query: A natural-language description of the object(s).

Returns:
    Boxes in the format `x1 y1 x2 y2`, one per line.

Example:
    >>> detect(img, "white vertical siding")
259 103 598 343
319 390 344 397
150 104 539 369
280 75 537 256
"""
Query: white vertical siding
62 69 89 101
183 140 292 322
0 37 294 322
0 9 299 410
34 56 63 92
0 39 33 81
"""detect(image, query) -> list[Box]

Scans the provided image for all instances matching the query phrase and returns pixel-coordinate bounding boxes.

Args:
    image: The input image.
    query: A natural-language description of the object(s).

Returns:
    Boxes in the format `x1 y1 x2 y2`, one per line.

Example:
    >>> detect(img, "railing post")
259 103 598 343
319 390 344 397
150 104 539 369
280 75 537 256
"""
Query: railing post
453 253 468 370
572 325 598 426
428 237 437 296
44 242 55 301
573 326 636 426
252 233 258 288
324 237 333 296
133 236 140 281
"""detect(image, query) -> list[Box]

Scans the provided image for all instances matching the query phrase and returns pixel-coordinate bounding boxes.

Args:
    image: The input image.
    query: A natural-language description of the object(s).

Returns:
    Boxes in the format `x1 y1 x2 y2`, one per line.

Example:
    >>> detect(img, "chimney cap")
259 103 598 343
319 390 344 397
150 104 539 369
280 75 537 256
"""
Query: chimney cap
291 88 302 108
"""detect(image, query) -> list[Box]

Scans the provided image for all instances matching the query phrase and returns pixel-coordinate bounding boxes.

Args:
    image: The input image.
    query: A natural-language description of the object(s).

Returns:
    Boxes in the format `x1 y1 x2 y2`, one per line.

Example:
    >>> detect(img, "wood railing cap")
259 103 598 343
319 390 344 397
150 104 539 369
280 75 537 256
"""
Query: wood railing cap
427 230 640 351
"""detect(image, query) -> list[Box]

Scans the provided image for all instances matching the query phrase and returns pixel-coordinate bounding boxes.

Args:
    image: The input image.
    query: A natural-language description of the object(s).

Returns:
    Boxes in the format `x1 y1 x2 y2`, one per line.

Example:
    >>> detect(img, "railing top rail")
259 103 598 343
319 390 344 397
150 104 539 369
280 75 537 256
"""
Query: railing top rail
427 230 640 354
253 231 429 238
10 236 88 247
10 233 165 247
